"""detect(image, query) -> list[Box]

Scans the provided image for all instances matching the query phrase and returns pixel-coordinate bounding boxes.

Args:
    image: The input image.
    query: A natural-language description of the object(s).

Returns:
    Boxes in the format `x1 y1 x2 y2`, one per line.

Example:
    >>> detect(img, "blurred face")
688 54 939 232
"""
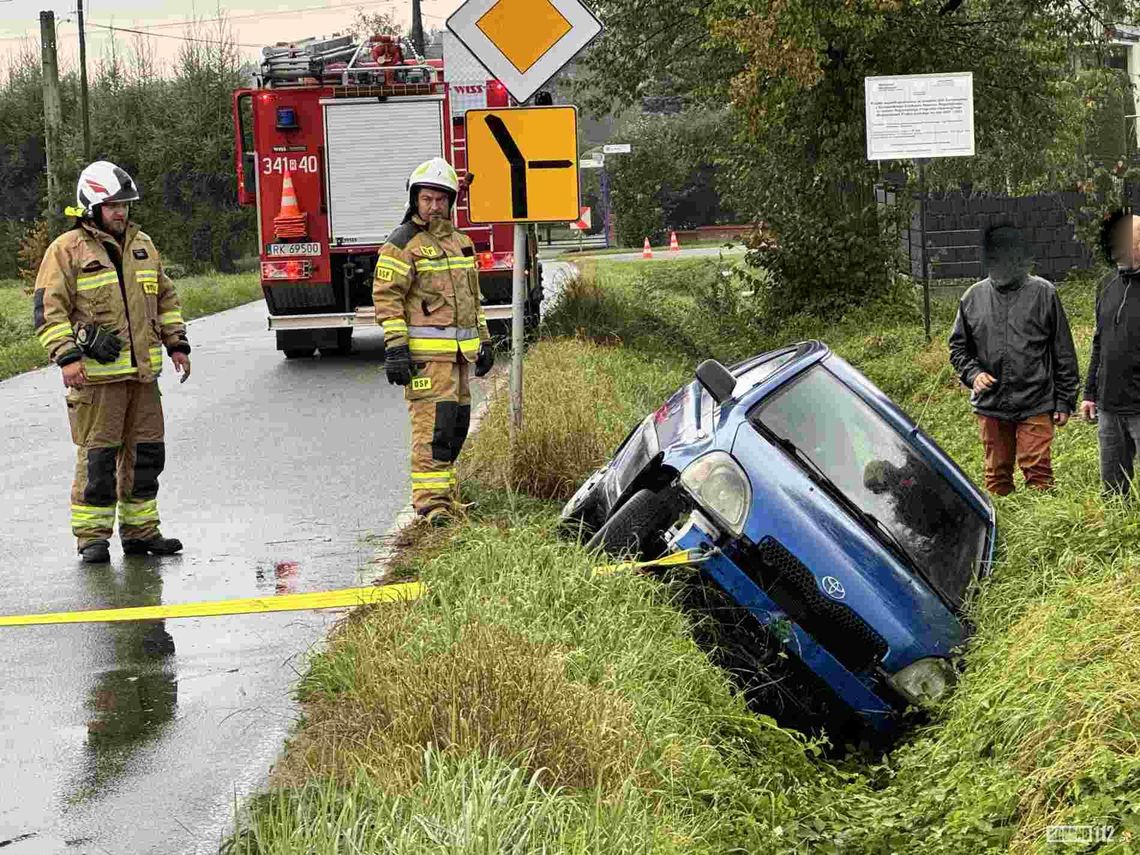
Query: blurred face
1110 215 1140 270
416 187 451 222
97 201 129 237
986 230 1030 287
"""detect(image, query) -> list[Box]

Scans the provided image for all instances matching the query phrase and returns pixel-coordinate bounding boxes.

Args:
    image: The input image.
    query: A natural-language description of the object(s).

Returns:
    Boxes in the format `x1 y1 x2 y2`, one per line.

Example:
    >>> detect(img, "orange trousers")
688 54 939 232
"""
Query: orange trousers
976 413 1055 496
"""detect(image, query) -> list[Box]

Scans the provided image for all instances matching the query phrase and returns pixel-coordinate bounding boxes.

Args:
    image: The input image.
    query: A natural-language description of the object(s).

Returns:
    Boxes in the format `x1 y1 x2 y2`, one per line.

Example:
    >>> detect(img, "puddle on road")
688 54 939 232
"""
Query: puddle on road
61 559 180 806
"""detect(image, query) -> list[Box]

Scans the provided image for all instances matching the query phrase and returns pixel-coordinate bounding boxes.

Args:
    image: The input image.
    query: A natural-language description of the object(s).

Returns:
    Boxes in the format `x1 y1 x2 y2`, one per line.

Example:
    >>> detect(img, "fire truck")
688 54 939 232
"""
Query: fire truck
231 32 542 358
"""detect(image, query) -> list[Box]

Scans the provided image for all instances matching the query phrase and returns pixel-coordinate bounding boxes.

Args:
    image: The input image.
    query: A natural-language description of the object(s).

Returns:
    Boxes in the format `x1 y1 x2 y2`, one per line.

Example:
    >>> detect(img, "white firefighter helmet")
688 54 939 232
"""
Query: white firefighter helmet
67 161 140 218
407 157 459 203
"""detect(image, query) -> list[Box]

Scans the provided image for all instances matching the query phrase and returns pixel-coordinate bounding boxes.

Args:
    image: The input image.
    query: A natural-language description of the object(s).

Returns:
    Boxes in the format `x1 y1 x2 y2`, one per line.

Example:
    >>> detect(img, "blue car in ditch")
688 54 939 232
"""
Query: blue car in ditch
561 341 996 741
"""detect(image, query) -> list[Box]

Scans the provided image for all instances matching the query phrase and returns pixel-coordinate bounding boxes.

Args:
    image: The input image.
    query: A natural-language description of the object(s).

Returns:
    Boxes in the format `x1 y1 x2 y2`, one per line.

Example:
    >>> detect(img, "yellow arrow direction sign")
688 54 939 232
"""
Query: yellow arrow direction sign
465 106 580 224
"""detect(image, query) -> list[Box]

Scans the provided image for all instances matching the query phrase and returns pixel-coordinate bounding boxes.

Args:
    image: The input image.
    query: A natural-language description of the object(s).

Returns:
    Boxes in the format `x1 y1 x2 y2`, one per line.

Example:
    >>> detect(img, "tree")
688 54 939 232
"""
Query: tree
607 107 741 245
577 0 1136 315
0 18 257 277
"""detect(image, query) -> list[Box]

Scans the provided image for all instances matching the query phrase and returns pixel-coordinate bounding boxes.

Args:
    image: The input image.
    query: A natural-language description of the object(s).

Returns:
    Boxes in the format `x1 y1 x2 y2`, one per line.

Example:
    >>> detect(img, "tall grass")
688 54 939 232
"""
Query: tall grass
462 339 686 500
231 514 833 853
232 259 1140 854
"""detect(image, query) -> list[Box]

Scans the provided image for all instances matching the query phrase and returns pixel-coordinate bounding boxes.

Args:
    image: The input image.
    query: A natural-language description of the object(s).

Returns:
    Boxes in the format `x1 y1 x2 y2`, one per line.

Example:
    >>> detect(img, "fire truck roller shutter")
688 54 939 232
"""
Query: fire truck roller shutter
324 99 445 247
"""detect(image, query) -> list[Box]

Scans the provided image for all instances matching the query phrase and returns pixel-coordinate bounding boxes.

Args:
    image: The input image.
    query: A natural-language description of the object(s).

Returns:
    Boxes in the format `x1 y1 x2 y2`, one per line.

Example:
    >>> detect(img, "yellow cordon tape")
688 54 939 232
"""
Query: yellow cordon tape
0 582 424 628
591 548 705 577
0 551 705 628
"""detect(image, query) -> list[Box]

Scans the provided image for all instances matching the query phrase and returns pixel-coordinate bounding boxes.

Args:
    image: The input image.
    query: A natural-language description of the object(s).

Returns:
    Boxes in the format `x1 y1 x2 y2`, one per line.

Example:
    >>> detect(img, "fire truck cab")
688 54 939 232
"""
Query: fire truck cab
232 33 542 358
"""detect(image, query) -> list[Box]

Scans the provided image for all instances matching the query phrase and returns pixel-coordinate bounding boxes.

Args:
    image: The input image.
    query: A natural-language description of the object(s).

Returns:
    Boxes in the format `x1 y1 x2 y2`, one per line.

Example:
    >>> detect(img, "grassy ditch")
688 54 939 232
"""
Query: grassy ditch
0 272 262 382
229 259 1140 853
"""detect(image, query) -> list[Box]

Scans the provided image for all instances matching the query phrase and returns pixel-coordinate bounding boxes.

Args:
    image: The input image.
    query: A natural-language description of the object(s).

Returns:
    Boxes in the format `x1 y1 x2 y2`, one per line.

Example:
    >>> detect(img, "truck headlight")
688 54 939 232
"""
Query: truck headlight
679 451 751 537
887 658 957 708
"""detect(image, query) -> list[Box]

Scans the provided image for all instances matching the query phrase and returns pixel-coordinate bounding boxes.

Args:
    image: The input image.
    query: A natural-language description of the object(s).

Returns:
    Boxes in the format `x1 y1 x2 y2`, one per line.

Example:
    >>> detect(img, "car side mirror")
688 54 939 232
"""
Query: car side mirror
696 359 736 404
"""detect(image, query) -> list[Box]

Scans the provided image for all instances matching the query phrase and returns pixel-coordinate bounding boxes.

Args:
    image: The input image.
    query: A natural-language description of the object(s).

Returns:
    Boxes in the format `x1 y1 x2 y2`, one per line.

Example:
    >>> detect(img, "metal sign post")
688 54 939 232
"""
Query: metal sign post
510 223 527 440
865 73 975 342
599 144 629 249
464 106 581 438
918 159 932 342
448 0 602 438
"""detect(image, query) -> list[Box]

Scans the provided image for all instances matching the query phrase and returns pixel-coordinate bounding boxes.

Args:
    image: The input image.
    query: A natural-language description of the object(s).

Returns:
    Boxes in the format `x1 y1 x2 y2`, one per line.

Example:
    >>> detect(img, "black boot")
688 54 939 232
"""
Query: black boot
122 536 183 556
79 540 111 564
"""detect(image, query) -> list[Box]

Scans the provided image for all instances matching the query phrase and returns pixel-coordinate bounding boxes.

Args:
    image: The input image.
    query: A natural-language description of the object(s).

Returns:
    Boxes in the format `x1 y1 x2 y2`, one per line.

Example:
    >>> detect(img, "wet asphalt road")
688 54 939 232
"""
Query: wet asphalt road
0 262 574 855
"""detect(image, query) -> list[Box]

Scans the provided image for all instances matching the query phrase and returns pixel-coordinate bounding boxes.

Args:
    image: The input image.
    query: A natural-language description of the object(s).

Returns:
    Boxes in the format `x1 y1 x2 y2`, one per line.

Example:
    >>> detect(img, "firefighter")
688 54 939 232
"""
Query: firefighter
35 161 192 564
373 157 494 525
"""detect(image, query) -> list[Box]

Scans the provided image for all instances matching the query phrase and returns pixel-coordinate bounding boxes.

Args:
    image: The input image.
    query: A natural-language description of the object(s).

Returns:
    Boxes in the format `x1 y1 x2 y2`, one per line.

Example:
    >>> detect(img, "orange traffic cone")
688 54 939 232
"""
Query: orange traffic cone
669 231 680 252
642 237 653 259
274 170 308 240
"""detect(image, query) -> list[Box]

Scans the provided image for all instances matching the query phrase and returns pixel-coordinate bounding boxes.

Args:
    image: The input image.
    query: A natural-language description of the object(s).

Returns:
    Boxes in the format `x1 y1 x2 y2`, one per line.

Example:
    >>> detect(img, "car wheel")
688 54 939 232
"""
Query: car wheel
586 487 683 560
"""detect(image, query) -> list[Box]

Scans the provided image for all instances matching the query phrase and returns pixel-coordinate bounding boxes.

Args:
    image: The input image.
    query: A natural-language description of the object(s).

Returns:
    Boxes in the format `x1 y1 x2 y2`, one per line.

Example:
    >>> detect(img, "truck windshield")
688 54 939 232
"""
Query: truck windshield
751 366 988 608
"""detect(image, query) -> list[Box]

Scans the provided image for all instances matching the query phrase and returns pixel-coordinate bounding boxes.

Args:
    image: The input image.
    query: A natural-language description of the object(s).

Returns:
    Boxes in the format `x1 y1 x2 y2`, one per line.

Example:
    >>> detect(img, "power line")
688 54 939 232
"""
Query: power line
110 1 398 31
84 21 263 47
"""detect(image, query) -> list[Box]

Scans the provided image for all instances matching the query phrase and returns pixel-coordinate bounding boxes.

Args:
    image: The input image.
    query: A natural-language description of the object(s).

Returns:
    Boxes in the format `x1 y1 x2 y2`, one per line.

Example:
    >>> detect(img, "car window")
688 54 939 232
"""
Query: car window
750 366 987 607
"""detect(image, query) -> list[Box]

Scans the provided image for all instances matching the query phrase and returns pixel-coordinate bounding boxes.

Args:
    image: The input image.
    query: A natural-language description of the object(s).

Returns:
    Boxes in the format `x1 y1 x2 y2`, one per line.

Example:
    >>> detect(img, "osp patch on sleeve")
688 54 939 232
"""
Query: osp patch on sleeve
376 267 394 282
411 376 432 391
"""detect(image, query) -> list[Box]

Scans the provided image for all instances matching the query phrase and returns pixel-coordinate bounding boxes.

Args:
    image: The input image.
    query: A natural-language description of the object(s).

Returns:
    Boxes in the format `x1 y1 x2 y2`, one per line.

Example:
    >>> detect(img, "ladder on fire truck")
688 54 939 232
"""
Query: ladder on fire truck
258 32 439 89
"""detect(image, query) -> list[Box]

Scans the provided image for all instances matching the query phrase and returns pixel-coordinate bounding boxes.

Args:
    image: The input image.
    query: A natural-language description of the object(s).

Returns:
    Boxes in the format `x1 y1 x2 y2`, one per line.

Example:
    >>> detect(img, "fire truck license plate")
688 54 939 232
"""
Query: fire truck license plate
266 242 321 257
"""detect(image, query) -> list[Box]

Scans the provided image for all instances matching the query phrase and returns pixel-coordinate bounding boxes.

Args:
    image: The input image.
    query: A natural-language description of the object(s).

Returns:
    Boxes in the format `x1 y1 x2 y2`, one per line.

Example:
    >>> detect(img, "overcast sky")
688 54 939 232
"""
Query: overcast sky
0 0 463 68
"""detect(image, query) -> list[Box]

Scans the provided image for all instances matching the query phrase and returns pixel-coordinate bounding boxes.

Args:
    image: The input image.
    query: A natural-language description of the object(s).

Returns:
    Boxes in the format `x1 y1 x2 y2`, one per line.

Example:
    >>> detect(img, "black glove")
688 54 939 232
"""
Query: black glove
385 344 412 386
474 342 495 378
75 323 123 364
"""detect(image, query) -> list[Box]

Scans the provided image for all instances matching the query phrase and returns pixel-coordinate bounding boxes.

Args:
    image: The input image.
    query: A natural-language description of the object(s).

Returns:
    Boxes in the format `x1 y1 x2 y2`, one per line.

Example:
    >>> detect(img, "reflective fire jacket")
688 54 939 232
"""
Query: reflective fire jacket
372 216 490 363
34 219 190 382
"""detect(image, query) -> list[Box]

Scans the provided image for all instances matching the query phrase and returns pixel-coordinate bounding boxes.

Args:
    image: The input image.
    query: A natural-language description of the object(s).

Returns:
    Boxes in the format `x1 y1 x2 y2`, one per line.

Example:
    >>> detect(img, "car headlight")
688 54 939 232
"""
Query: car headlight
679 451 751 537
887 658 957 708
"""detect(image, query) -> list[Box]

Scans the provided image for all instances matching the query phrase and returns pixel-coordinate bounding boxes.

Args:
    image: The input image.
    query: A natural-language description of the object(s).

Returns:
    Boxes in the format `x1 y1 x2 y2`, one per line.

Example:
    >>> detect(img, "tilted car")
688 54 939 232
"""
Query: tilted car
562 341 996 739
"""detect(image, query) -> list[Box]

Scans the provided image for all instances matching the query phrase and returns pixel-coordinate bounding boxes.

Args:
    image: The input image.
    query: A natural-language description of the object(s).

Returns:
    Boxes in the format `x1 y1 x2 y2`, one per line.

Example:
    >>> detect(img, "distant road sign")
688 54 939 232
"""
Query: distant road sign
466 106 580 223
579 158 604 169
602 143 631 154
447 0 603 104
570 207 592 230
865 72 975 160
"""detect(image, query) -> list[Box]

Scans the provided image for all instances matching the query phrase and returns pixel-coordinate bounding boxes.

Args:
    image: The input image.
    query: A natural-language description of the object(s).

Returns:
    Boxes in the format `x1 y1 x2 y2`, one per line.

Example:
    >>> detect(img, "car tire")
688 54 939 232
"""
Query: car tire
586 487 682 559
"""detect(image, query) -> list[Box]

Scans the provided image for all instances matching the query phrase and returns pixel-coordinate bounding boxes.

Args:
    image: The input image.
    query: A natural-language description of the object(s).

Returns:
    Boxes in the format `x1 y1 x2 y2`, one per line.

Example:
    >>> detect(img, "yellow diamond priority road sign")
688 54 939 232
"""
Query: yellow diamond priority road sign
465 106 579 224
447 0 603 104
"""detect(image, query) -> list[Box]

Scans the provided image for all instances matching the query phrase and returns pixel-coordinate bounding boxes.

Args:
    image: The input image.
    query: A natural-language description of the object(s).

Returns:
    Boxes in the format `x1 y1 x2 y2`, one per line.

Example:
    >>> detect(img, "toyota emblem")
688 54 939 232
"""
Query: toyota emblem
820 576 845 600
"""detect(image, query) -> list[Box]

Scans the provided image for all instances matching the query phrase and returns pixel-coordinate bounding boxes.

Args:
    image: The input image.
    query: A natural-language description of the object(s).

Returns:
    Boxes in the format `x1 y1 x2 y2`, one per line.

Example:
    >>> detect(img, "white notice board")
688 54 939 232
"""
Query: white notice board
865 72 975 160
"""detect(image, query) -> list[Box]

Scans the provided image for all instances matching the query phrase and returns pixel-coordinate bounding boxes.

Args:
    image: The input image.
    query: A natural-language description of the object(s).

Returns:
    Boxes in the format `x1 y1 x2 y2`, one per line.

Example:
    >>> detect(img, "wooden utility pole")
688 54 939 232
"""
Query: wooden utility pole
410 0 425 57
40 10 65 234
78 0 91 160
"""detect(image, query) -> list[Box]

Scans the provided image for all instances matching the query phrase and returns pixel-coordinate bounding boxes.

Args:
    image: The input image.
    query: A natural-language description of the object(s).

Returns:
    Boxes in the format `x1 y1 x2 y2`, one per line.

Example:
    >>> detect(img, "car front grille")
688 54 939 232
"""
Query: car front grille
732 536 889 674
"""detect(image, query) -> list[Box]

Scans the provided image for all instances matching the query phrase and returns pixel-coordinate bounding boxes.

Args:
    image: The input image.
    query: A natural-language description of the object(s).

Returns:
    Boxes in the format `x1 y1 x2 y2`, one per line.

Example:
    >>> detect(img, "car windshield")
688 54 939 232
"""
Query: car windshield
751 366 987 607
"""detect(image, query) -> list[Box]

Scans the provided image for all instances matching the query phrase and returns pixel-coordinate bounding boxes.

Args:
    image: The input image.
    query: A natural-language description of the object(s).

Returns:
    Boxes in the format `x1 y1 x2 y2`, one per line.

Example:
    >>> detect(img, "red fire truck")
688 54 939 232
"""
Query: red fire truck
231 33 542 358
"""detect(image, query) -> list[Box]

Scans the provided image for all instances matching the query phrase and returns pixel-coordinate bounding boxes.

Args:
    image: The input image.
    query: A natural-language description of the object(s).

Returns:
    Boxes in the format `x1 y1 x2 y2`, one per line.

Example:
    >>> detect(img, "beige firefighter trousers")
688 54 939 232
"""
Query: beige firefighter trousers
405 360 472 517
67 379 166 546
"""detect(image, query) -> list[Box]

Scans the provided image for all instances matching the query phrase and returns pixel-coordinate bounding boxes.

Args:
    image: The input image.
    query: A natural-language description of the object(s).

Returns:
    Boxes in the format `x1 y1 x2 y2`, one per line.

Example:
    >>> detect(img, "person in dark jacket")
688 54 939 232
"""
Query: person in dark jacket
948 224 1079 495
1081 210 1140 494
